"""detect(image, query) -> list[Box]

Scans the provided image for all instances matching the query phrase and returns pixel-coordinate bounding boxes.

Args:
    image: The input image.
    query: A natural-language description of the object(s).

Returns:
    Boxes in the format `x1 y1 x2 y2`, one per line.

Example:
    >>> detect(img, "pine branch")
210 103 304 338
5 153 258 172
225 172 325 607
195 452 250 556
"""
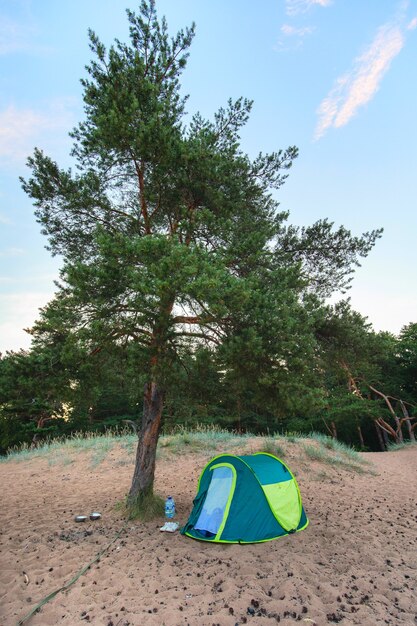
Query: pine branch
173 331 221 346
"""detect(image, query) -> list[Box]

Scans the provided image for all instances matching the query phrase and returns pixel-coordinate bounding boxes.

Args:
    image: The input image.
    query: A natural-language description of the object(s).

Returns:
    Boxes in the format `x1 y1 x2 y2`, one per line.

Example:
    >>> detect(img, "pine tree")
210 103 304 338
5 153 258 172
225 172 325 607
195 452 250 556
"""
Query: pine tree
21 1 381 512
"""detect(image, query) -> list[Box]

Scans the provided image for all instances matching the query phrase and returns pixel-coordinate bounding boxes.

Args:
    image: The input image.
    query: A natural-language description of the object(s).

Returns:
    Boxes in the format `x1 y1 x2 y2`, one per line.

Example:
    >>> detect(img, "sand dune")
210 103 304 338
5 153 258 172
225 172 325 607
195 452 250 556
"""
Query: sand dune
1 439 416 626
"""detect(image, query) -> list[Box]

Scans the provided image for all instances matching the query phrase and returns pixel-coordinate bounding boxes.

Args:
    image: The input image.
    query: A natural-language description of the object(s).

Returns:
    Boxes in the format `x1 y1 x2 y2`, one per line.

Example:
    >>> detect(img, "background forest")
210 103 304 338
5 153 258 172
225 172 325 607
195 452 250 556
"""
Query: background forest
1 309 416 454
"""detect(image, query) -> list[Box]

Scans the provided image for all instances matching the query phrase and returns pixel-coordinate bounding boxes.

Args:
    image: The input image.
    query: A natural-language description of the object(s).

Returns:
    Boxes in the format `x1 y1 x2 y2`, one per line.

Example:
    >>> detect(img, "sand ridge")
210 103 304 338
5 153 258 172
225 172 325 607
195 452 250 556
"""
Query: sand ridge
0 441 416 625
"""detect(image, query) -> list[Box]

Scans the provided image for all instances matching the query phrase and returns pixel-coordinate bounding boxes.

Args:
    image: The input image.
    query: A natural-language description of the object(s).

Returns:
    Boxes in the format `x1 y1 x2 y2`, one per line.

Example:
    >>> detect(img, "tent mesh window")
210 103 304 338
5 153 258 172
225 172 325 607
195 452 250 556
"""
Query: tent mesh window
194 466 233 536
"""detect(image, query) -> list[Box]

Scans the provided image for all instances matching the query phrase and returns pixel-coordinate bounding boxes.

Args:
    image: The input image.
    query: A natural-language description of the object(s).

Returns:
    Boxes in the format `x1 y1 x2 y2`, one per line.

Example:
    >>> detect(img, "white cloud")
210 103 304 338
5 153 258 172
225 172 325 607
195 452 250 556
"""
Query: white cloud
0 213 12 224
315 20 406 139
0 14 52 56
276 23 315 51
0 100 76 165
281 24 315 37
0 105 47 162
0 15 36 55
286 0 332 16
0 247 26 257
407 16 417 30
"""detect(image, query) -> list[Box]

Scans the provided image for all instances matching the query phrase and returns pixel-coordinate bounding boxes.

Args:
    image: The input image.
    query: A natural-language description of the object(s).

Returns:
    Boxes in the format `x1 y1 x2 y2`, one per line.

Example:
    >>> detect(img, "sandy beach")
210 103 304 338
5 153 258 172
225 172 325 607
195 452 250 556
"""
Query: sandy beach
1 439 416 626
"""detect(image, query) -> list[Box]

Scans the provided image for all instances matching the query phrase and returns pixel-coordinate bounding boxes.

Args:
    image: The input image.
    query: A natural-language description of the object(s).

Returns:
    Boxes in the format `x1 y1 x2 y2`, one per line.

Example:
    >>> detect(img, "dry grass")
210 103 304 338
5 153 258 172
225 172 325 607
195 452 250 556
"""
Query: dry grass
0 426 375 478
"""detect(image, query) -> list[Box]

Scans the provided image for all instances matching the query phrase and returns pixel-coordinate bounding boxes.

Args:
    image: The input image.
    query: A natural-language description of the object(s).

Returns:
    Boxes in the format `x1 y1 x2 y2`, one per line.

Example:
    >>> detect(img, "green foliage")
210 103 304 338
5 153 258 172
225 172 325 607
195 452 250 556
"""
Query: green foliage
397 323 417 399
0 347 73 452
277 220 382 297
20 1 380 377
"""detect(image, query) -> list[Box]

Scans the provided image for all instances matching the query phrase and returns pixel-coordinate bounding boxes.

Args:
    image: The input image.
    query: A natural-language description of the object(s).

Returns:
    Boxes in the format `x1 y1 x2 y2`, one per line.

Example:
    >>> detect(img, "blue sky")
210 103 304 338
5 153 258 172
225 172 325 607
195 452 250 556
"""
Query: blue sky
1 0 416 352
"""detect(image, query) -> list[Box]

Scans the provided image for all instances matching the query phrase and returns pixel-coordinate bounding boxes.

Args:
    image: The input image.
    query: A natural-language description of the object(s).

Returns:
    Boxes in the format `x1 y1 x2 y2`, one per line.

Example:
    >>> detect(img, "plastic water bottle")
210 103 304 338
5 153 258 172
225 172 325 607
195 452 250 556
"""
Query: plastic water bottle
165 495 175 519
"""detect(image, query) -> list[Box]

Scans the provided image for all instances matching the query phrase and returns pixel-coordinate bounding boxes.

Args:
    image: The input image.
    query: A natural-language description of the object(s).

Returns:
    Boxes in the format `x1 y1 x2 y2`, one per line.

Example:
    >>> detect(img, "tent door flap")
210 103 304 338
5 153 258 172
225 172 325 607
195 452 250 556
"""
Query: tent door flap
194 464 236 537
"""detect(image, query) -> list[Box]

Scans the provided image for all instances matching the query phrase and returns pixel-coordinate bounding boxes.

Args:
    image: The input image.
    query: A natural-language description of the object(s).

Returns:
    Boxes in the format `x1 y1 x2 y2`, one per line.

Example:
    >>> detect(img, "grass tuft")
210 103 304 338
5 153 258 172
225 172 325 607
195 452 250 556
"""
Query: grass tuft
283 431 305 443
303 443 328 462
309 432 365 462
89 438 115 468
157 424 248 457
48 452 74 467
387 440 417 451
124 491 165 521
302 440 369 474
259 437 286 458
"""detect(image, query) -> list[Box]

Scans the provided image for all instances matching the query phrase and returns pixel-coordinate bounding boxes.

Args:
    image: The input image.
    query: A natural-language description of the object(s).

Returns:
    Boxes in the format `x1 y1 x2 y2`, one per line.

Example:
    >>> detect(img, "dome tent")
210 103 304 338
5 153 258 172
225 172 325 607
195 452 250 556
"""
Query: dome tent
181 452 308 544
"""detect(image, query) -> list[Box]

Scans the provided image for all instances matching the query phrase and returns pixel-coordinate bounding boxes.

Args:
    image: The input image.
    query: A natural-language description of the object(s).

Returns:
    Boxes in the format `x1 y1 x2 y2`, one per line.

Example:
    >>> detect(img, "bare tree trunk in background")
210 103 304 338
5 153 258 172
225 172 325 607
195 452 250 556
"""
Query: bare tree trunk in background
368 385 404 443
236 396 242 434
400 400 416 442
381 424 389 448
357 425 365 449
374 420 386 451
341 362 367 448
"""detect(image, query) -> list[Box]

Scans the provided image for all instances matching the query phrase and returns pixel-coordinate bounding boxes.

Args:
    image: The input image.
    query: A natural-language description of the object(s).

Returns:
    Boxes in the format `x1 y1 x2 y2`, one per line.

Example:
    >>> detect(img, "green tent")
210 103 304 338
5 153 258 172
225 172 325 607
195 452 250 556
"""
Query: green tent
181 452 308 544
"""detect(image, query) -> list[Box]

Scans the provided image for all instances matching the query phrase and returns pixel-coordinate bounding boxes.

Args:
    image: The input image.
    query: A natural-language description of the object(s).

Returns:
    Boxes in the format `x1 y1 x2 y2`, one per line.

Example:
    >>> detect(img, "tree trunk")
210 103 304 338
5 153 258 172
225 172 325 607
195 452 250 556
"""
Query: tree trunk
330 421 337 439
128 381 164 506
236 396 242 434
357 425 365 449
400 400 416 442
381 425 389 448
374 420 386 451
368 385 404 443
392 414 404 442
